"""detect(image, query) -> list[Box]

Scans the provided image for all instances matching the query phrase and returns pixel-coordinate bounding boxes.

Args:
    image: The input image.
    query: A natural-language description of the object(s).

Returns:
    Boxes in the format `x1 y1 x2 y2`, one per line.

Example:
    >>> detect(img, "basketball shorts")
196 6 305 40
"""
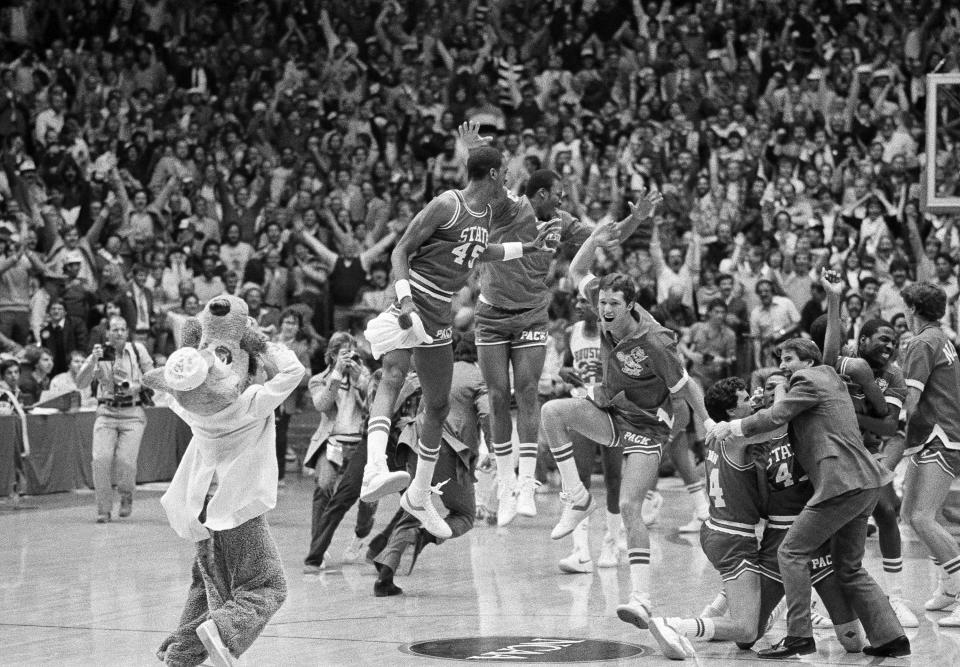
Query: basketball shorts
700 524 761 582
758 522 834 585
594 406 670 458
911 437 960 478
365 291 452 359
474 300 550 349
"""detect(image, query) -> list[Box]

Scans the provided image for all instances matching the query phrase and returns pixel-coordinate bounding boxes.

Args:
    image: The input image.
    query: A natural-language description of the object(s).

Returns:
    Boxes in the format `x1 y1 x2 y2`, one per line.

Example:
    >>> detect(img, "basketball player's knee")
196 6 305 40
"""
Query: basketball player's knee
487 384 511 413
423 395 450 421
513 376 539 405
620 494 643 520
905 506 931 532
873 498 898 528
540 400 563 429
729 620 756 644
379 362 406 391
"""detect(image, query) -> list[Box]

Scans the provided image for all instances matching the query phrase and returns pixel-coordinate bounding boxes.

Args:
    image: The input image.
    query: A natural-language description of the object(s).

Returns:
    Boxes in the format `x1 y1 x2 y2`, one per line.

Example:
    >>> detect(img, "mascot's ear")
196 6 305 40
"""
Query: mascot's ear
182 318 202 347
142 367 171 394
240 327 267 356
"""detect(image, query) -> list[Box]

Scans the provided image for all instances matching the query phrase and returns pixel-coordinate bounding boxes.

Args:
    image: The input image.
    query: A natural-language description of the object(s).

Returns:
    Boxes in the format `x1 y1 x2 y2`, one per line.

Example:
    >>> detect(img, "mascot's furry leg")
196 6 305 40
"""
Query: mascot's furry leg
159 515 287 666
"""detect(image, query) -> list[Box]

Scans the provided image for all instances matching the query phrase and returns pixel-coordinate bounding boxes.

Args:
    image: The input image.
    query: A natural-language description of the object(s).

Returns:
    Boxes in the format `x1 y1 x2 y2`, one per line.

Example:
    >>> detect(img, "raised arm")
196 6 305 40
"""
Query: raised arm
821 270 844 367
297 229 339 268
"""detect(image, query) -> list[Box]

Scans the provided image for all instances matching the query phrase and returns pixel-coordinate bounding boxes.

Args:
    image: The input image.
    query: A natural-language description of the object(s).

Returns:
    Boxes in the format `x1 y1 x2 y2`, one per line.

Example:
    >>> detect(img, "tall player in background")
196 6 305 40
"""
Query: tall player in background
898 283 960 627
475 167 593 527
552 294 626 573
360 125 554 540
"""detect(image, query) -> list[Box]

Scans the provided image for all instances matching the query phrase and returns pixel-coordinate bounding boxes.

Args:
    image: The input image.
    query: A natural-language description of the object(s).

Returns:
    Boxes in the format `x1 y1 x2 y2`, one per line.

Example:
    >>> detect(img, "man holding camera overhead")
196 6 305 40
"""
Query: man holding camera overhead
76 315 154 523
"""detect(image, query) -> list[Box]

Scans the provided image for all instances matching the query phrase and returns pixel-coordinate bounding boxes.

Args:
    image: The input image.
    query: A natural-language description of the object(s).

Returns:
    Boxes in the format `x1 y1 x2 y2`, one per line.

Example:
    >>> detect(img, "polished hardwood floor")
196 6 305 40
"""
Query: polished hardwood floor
2 473 957 666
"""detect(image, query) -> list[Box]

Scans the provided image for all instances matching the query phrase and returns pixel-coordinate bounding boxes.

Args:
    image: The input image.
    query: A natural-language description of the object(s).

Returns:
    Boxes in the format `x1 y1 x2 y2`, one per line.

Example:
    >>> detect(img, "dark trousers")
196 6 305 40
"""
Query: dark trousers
373 444 475 573
779 487 902 642
275 411 291 481
304 440 376 566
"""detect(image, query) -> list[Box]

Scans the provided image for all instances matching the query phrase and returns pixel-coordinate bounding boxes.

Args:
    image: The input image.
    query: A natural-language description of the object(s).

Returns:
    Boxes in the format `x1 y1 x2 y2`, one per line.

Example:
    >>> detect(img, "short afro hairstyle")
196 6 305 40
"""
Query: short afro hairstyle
466 146 503 180
705 377 747 422
901 282 947 322
525 169 561 198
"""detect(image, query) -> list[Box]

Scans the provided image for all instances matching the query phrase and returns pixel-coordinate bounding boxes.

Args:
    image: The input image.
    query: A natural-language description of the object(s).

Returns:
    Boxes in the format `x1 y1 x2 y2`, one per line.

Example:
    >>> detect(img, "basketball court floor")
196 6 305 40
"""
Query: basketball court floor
2 475 958 666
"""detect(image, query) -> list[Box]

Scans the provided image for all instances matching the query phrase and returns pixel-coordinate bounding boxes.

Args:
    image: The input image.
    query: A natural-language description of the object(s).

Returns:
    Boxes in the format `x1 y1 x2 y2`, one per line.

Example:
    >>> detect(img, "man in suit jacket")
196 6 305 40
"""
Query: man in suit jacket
118 264 154 346
708 338 908 659
40 299 86 375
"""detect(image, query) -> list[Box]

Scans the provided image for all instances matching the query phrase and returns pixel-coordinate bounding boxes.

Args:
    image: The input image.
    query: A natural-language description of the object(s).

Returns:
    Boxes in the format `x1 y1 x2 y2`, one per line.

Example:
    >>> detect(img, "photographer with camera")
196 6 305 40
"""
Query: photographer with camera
302 332 372 572
76 315 154 523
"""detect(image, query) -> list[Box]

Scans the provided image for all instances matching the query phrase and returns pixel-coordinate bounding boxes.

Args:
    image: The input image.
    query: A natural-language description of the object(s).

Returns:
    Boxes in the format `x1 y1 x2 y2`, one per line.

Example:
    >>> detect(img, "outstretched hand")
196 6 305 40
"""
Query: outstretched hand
457 120 492 151
533 218 563 252
628 187 664 223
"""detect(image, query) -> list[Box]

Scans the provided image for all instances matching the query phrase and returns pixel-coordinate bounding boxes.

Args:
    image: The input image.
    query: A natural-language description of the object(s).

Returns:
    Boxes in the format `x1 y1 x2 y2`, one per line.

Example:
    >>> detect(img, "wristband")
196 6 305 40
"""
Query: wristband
395 279 412 300
502 242 523 261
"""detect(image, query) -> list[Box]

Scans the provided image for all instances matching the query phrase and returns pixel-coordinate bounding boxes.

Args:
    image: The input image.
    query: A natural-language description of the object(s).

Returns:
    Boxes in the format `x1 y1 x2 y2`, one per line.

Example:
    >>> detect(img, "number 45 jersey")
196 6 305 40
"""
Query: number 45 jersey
408 190 491 302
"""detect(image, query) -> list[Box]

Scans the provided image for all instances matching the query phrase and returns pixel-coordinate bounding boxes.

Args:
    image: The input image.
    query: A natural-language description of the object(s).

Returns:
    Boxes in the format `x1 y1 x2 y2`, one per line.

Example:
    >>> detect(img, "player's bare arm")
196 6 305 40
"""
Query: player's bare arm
477 218 559 262
569 217 618 287
612 187 664 240
390 195 457 328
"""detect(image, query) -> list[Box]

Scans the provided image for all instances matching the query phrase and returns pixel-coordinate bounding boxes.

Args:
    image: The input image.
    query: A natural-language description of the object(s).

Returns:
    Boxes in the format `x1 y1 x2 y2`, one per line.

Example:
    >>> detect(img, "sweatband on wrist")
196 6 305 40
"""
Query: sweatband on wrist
395 279 411 300
731 419 744 438
502 242 523 261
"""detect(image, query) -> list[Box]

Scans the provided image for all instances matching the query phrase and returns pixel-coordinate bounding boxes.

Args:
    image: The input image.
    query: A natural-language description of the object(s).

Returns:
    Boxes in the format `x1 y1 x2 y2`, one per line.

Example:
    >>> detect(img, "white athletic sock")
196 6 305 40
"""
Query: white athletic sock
686 480 708 514
834 619 865 652
943 555 960 592
673 617 715 641
517 442 538 479
492 441 515 481
366 416 392 468
413 439 440 491
572 515 591 557
628 549 651 600
882 557 904 597
605 509 623 539
551 442 587 499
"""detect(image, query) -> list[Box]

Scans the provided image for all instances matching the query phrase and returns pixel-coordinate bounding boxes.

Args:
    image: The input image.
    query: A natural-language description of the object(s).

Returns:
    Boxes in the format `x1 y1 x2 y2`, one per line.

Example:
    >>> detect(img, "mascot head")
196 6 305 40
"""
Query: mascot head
143 295 267 416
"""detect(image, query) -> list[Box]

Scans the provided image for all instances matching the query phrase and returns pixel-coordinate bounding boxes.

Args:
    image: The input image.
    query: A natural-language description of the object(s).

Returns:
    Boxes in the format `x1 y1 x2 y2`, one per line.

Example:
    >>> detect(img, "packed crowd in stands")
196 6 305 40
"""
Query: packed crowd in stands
1 0 960 415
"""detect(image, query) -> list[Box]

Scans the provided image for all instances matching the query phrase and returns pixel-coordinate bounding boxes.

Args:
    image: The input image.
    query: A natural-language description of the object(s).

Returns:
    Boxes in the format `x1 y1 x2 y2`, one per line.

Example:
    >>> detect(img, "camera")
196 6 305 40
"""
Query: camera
101 344 116 361
349 352 361 363
117 380 131 390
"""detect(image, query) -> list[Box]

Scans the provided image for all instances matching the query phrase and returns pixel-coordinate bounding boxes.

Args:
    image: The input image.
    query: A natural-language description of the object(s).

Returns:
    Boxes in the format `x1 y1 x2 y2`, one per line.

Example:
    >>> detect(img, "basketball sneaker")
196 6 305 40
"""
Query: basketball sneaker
597 534 620 568
400 482 453 539
641 490 663 526
890 597 919 628
196 619 235 667
700 590 728 619
497 476 518 527
559 550 594 574
937 605 960 627
343 535 367 562
516 475 540 517
810 600 833 628
360 466 410 502
649 617 696 660
925 585 959 611
616 594 652 630
551 490 596 540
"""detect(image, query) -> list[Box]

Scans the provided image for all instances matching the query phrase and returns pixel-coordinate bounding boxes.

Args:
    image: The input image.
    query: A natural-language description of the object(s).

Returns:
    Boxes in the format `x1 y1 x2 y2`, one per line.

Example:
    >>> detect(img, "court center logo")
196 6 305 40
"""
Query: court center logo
402 636 648 662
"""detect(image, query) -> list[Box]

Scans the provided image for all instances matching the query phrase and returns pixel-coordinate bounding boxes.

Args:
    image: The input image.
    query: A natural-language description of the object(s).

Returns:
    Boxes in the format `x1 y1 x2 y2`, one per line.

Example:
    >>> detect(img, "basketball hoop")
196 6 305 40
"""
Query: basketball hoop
925 73 960 213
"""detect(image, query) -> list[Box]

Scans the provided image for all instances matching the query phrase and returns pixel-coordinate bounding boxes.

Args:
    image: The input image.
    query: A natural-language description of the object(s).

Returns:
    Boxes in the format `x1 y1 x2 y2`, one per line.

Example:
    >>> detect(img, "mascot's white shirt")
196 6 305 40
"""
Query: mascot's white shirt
162 345 305 541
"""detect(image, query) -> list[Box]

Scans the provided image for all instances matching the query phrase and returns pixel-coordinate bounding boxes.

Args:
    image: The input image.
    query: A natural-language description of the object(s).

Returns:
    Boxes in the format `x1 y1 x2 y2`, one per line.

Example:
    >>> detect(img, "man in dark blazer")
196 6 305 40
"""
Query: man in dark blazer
708 338 908 659
40 300 86 375
117 265 154 345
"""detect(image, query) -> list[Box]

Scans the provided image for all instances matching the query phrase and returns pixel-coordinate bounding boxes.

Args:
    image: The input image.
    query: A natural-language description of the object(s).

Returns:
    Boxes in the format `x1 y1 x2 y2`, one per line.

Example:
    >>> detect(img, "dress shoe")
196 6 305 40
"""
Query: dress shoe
863 635 910 657
756 635 816 659
374 566 403 597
